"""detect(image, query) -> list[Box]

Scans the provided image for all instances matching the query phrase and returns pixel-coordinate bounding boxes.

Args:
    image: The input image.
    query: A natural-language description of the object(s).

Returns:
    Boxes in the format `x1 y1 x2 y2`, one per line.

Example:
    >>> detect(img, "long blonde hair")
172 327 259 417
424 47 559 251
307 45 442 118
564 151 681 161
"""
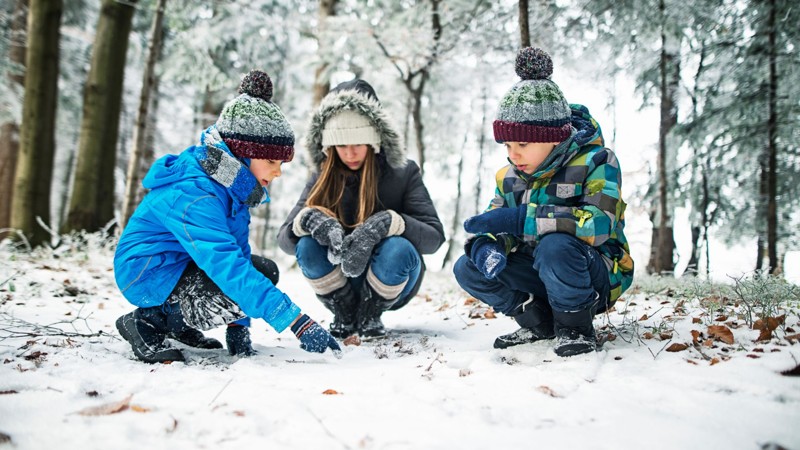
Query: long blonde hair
306 146 379 227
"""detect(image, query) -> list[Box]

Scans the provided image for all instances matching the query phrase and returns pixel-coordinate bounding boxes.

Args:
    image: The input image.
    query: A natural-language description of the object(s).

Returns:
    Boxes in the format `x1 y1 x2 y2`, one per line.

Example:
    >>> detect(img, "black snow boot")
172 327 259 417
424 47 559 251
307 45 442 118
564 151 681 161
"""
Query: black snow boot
116 307 185 364
356 283 401 338
316 283 359 339
164 301 223 349
553 307 597 357
494 297 555 349
225 324 255 357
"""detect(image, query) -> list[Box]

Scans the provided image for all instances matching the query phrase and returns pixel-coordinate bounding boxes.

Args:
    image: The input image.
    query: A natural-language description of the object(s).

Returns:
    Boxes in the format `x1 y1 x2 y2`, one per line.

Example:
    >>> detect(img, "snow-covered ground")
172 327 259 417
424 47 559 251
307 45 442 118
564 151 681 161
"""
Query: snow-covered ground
1 240 799 450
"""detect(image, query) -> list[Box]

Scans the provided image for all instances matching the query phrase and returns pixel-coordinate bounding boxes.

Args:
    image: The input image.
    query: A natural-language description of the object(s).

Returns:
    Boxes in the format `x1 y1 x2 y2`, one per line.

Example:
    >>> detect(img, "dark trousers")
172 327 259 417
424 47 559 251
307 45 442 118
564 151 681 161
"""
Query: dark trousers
453 233 610 315
165 255 279 330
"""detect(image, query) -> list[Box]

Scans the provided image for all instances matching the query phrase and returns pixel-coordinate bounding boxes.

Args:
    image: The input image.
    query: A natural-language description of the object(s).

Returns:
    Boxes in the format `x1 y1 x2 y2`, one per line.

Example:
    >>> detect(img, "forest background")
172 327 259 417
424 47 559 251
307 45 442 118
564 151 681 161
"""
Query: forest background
0 0 798 281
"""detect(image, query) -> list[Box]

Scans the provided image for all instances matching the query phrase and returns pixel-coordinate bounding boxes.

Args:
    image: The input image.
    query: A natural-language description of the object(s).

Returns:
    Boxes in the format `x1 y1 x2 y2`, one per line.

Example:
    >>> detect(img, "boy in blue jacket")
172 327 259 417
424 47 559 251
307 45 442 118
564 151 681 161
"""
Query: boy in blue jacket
454 48 634 357
114 70 341 363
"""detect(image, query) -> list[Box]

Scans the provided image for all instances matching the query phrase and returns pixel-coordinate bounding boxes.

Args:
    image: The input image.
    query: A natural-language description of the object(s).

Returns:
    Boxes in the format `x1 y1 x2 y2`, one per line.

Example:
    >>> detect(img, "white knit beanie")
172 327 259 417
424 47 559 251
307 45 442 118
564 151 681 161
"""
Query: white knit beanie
321 110 381 151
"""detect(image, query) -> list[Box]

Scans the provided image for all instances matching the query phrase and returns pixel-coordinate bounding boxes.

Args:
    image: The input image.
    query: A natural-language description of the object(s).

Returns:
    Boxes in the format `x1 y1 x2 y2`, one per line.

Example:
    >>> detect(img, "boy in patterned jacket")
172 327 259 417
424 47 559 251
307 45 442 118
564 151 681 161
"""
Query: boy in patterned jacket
453 48 634 357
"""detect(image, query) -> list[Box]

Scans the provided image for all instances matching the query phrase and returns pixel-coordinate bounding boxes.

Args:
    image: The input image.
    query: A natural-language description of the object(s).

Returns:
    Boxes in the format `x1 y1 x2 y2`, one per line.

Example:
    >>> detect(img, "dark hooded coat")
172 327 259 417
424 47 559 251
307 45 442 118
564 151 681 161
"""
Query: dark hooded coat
278 80 445 301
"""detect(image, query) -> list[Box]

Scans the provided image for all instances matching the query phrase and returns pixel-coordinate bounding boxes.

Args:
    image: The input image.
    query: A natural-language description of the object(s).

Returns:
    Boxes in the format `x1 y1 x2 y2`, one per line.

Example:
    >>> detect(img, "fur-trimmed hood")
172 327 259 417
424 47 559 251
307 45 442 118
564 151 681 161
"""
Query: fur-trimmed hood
305 79 406 169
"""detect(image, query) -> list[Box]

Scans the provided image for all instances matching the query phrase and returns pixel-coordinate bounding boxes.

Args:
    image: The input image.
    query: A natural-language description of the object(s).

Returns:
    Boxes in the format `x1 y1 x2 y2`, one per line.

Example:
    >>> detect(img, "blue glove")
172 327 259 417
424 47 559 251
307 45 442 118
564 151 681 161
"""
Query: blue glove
468 236 507 279
463 205 528 236
291 314 343 358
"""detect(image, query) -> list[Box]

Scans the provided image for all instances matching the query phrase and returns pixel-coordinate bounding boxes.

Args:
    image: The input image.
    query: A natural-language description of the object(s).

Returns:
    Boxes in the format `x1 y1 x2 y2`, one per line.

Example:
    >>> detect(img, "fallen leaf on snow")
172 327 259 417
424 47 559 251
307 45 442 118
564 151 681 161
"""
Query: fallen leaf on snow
710 358 721 366
130 405 150 413
692 317 702 324
484 309 496 319
690 330 701 343
781 364 800 377
343 334 361 346
0 390 18 395
536 386 561 398
76 394 132 416
665 343 689 352
322 389 341 395
753 315 785 342
642 332 654 340
639 314 648 321
707 325 734 345
463 297 478 305
785 333 800 343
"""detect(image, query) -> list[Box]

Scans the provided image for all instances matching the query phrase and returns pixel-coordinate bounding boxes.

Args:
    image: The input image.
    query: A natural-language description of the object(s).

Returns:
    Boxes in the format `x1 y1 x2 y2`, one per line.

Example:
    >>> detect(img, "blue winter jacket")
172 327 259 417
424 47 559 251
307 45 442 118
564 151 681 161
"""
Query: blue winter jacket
114 128 300 332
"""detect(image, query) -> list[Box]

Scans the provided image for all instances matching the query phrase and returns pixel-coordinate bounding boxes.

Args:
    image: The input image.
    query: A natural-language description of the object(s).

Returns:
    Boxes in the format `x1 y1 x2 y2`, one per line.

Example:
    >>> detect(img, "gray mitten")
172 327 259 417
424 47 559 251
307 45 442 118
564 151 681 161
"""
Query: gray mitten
340 211 404 277
293 208 345 264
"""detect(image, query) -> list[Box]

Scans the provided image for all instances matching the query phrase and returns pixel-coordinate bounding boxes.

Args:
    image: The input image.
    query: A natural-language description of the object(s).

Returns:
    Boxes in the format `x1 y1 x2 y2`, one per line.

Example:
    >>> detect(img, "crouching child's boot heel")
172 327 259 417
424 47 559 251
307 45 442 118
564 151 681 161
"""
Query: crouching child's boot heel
226 324 255 356
116 307 185 364
494 296 555 349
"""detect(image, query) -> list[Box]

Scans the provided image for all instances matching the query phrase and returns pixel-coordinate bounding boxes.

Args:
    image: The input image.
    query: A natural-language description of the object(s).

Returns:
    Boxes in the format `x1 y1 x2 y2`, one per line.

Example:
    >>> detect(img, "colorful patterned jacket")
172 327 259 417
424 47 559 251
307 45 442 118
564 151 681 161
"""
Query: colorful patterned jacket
487 105 634 303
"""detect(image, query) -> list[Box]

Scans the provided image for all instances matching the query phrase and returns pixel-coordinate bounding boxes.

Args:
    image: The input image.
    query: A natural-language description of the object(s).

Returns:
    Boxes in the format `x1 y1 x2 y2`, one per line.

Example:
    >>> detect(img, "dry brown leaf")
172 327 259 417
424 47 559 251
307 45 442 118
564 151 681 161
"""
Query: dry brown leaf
130 405 150 413
343 334 361 347
710 358 721 366
76 394 132 416
322 389 341 395
665 343 689 352
536 386 561 398
639 314 648 321
707 325 735 345
746 354 761 359
463 297 478 306
703 338 714 347
642 332 654 340
692 317 702 324
484 309 496 319
436 302 450 312
686 359 699 365
690 330 701 343
784 333 800 342
659 332 673 340
781 364 800 377
714 315 727 322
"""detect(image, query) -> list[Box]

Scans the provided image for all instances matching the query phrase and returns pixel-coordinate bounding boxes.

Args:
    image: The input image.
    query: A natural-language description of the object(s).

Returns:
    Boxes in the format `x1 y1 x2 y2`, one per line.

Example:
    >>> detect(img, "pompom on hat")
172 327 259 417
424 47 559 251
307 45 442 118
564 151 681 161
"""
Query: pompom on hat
216 69 295 161
493 47 572 144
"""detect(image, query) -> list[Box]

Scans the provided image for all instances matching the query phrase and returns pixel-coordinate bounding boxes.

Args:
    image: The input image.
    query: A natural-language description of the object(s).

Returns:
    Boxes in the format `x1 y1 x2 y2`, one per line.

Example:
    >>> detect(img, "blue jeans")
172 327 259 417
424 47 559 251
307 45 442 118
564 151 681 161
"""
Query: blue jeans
296 236 422 302
453 233 610 315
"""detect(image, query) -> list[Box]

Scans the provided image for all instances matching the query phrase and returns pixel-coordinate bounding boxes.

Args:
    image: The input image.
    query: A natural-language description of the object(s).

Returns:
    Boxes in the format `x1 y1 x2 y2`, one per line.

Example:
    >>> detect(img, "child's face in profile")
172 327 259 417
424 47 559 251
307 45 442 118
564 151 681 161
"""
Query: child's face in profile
335 144 369 171
249 159 283 187
505 141 558 174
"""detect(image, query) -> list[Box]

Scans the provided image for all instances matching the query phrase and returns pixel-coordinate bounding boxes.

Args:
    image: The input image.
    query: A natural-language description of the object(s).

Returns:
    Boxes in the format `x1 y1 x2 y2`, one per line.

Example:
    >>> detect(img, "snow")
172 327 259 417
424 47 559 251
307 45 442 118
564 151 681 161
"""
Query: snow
1 242 799 450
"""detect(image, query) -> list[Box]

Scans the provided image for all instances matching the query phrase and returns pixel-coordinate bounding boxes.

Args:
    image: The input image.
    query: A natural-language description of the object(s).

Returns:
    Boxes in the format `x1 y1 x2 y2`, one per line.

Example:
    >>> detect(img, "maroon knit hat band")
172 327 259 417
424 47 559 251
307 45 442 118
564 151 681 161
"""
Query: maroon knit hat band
493 120 571 143
224 138 295 162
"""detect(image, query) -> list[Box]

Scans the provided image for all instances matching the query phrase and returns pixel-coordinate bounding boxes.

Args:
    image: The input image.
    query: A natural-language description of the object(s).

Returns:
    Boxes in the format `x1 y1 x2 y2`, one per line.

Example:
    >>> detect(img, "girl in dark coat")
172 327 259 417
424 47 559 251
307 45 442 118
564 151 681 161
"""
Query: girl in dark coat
278 79 445 338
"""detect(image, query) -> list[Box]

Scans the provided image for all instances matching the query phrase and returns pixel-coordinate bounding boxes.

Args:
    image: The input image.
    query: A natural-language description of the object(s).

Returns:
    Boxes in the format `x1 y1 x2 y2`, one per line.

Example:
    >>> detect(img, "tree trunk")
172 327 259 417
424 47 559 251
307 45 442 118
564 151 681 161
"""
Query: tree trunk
441 129 468 268
64 0 138 234
650 4 678 275
474 88 488 215
10 0 62 247
684 226 700 277
518 0 530 48
765 0 778 274
120 0 166 231
409 80 426 175
311 0 337 107
0 0 28 239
